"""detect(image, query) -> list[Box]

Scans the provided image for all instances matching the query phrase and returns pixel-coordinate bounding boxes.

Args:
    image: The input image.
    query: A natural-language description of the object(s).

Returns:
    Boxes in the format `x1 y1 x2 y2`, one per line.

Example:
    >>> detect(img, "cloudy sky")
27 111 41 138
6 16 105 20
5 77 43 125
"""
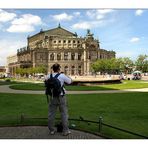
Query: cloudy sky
0 9 148 66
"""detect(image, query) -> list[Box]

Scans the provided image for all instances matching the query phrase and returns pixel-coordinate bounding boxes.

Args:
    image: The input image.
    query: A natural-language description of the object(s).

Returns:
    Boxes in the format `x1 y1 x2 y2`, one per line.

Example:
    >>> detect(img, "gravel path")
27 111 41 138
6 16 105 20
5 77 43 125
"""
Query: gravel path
0 126 102 139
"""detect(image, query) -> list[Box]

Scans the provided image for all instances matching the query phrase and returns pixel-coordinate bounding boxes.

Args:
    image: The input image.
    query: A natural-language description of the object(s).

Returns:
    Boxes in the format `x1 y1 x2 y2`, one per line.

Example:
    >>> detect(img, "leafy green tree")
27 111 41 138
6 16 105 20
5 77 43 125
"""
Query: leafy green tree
135 55 148 72
91 57 133 74
121 57 133 74
15 66 47 77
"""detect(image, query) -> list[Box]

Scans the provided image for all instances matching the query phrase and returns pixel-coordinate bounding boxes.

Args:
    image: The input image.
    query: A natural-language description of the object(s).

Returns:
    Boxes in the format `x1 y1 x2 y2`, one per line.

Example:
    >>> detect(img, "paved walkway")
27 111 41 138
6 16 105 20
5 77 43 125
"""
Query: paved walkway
0 126 102 139
0 85 148 94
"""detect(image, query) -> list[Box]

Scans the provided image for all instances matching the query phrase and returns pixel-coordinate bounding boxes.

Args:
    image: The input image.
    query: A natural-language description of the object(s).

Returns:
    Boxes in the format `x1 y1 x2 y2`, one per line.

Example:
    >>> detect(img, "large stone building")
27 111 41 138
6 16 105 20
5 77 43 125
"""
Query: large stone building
7 24 115 76
7 54 18 76
0 66 6 77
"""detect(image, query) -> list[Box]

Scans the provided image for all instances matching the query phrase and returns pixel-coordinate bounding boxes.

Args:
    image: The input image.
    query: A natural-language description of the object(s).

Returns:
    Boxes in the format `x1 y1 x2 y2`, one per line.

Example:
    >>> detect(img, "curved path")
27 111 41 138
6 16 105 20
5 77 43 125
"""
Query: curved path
0 85 148 94
0 126 102 139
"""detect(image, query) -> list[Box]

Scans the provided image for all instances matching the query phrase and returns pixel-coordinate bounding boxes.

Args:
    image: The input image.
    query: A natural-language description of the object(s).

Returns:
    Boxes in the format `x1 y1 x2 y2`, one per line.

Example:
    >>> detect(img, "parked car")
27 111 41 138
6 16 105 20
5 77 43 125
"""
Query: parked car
132 71 142 80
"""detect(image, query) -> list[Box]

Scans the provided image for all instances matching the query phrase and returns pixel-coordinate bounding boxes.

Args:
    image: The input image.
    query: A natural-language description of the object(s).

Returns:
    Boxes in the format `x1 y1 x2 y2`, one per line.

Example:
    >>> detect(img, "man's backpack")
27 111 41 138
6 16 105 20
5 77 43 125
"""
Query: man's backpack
45 73 64 97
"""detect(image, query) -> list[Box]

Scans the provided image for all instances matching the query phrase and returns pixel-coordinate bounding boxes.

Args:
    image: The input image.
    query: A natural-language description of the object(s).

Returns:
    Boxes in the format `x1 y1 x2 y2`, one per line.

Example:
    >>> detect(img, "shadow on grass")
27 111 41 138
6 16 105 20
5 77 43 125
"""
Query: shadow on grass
0 80 31 86
8 83 119 91
1 78 122 91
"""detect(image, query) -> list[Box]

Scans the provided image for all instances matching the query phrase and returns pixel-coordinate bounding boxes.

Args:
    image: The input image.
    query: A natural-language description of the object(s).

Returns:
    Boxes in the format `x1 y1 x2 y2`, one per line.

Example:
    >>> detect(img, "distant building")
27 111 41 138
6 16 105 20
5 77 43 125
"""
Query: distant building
0 66 6 77
7 54 18 76
7 24 116 76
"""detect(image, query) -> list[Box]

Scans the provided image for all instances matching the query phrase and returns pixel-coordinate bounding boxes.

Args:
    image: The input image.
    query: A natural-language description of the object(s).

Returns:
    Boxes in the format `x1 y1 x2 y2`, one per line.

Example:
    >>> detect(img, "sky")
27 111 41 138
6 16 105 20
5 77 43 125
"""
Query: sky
0 9 148 66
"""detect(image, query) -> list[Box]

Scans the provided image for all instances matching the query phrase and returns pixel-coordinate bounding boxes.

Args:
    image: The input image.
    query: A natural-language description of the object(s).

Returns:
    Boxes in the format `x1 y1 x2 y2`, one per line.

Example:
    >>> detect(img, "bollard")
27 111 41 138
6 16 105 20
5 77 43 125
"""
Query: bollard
20 114 25 125
99 116 103 133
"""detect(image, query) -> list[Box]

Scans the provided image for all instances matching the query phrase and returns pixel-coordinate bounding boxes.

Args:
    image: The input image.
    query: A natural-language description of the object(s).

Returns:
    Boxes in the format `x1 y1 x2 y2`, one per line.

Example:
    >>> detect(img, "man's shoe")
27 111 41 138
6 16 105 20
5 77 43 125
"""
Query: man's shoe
50 130 55 135
63 130 71 136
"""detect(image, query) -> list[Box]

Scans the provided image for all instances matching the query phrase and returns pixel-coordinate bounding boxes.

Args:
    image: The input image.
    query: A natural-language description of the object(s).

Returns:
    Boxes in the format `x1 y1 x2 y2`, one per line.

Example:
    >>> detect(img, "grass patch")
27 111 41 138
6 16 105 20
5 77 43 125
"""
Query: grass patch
9 80 148 91
9 83 45 90
0 92 148 138
0 80 30 86
0 80 15 85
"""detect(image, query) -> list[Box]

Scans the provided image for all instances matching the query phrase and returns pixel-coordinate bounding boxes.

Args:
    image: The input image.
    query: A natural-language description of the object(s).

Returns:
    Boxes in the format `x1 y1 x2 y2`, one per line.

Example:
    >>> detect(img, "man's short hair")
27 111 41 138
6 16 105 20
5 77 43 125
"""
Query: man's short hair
52 63 61 72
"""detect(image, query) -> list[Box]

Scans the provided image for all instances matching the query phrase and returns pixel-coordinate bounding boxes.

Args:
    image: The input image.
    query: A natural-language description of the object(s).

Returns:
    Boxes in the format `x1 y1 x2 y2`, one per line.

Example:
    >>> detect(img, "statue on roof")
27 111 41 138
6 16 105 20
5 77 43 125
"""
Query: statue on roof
75 32 78 37
87 29 91 35
86 29 94 39
58 23 61 28
40 28 43 33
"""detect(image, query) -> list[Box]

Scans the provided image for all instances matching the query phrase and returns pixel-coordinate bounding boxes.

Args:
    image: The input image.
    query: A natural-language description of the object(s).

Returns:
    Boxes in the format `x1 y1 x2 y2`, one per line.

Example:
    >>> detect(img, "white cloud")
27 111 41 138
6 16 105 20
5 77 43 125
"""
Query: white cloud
73 12 81 16
135 10 144 16
0 39 26 66
72 22 92 29
11 14 42 25
72 20 104 29
97 9 114 14
7 24 35 33
130 37 140 43
86 9 114 20
7 14 42 33
52 13 73 21
0 9 17 22
72 9 115 30
0 24 3 30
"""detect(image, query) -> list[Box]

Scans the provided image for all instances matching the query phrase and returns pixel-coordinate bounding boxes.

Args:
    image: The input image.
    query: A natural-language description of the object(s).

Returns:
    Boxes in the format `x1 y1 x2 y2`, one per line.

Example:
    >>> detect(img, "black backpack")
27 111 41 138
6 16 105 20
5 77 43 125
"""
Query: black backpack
45 73 64 97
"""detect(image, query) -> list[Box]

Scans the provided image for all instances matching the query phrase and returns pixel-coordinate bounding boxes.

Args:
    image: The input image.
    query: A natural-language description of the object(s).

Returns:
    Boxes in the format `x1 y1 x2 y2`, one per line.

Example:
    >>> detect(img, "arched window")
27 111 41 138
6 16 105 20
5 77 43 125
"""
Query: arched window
50 53 54 61
71 53 75 60
57 53 61 60
64 66 68 75
71 66 75 75
64 53 68 60
78 66 81 75
78 53 81 60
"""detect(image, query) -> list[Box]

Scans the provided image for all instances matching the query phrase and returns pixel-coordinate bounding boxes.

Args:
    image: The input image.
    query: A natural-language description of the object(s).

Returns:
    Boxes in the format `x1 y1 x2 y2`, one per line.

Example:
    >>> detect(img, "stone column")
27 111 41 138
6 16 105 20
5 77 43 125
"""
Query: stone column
54 53 57 61
32 51 36 67
68 65 70 75
75 52 78 60
68 52 71 61
48 53 51 61
87 51 90 75
87 61 90 75
75 64 78 75
83 50 87 75
97 51 100 59
74 64 77 75
61 52 64 61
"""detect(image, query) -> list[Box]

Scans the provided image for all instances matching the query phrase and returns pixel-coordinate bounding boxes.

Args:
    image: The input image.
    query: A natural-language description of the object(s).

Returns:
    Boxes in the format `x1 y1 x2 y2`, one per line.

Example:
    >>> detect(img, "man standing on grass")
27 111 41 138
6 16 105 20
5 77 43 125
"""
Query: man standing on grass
46 63 72 136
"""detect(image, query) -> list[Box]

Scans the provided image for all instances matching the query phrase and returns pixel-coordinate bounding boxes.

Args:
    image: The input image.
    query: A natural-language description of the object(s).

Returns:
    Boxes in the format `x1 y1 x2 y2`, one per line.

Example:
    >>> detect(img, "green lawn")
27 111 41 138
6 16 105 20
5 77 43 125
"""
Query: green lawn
9 80 148 91
0 92 148 139
0 80 15 85
0 80 29 85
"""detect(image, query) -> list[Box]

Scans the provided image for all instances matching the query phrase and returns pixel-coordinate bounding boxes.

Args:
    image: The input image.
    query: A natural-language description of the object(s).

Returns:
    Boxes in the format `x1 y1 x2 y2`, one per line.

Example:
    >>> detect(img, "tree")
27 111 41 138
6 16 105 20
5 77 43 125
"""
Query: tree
91 59 108 74
15 65 48 77
135 55 148 72
91 58 119 74
91 57 134 74
121 57 134 74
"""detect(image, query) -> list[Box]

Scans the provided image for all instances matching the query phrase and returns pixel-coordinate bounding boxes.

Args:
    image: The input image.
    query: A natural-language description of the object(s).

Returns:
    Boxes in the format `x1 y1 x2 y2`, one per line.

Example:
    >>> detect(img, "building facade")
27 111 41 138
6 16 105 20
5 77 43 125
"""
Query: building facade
7 54 18 76
7 24 116 76
0 66 6 77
